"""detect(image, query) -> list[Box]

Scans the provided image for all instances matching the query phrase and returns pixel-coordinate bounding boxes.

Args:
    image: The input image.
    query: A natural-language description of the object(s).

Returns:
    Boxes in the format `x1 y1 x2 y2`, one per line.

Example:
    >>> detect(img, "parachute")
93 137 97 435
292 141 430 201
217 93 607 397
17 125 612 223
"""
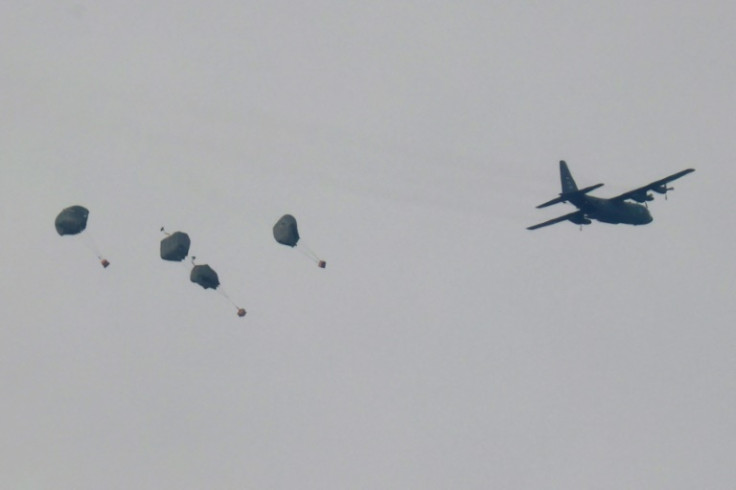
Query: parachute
55 205 88 236
190 264 220 289
55 205 109 268
273 214 326 268
160 231 191 261
273 214 300 247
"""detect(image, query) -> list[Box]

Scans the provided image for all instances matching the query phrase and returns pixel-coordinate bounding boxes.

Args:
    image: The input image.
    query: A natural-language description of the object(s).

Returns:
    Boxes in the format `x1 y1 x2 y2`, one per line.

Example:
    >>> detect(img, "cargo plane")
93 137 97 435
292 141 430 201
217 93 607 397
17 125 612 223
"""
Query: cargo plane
528 161 694 230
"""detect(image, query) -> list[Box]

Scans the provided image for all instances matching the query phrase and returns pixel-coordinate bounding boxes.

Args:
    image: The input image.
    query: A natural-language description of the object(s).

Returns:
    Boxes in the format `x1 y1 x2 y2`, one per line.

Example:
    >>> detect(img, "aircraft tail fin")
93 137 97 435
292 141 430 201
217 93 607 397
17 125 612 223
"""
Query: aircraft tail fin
535 161 604 208
560 160 578 194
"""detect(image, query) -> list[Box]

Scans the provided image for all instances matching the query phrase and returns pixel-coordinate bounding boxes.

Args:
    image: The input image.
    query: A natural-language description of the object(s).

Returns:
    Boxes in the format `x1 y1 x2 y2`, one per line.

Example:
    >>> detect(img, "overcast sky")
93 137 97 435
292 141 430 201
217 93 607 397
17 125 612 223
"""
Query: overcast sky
2 1 735 488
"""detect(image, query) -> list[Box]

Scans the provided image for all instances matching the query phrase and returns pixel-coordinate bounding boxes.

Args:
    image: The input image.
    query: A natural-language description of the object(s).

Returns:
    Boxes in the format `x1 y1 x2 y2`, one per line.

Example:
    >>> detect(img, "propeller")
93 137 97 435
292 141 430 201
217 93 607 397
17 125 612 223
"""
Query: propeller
654 184 675 199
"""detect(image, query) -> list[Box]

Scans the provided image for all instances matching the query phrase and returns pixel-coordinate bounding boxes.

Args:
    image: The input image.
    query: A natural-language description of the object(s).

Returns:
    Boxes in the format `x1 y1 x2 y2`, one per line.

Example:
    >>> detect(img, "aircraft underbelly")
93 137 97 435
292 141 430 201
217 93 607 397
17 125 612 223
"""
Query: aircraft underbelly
590 201 650 225
594 213 622 224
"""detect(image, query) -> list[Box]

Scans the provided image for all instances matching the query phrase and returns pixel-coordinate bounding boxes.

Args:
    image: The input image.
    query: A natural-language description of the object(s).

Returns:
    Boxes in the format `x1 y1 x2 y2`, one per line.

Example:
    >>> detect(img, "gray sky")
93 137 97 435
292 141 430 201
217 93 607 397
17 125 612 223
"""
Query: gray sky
2 1 735 488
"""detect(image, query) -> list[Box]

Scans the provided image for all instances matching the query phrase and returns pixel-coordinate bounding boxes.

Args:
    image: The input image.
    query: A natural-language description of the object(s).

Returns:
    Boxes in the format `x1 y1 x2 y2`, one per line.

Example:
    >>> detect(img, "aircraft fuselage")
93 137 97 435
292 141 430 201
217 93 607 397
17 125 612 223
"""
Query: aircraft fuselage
570 195 653 225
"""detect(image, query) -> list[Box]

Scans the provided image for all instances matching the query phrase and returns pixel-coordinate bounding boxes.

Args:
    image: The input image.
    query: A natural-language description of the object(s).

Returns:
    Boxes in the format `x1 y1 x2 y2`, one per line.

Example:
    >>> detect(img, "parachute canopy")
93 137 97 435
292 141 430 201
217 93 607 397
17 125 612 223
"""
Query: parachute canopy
273 214 299 247
190 264 220 290
160 231 191 261
55 205 89 236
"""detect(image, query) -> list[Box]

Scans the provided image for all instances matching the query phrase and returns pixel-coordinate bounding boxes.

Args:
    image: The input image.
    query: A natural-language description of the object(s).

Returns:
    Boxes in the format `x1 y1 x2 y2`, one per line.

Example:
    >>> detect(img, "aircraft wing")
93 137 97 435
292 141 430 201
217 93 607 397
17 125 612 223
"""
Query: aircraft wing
527 211 588 230
611 168 695 202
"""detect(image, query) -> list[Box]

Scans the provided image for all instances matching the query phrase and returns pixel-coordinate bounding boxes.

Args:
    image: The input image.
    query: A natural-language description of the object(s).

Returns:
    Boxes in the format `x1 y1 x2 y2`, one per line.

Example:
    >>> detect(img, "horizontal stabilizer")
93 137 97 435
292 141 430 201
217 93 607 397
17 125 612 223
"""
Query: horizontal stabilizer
577 183 605 194
535 183 604 208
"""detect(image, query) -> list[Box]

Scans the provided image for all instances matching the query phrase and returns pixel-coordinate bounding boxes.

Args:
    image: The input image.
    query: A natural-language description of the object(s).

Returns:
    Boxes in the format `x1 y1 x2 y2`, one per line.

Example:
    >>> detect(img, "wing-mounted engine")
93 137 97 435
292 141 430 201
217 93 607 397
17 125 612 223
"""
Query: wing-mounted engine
568 212 592 231
569 214 592 226
629 190 655 203
653 183 675 199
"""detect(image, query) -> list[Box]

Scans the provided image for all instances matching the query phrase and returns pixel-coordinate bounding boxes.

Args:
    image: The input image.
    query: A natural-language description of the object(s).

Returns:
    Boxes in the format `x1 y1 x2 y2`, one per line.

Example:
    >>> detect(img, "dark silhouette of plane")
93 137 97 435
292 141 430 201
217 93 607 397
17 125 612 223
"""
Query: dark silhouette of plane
528 161 695 230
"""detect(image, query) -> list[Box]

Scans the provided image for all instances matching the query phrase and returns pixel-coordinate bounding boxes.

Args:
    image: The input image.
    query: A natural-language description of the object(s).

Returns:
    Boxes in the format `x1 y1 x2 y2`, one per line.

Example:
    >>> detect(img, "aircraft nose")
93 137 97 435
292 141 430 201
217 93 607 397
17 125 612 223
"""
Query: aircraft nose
644 208 653 223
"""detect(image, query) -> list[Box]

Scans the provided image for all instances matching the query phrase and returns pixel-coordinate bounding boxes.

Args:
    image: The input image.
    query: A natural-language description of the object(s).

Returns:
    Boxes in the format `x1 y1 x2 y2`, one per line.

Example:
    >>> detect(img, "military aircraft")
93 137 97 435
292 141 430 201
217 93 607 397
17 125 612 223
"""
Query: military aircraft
527 161 694 230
